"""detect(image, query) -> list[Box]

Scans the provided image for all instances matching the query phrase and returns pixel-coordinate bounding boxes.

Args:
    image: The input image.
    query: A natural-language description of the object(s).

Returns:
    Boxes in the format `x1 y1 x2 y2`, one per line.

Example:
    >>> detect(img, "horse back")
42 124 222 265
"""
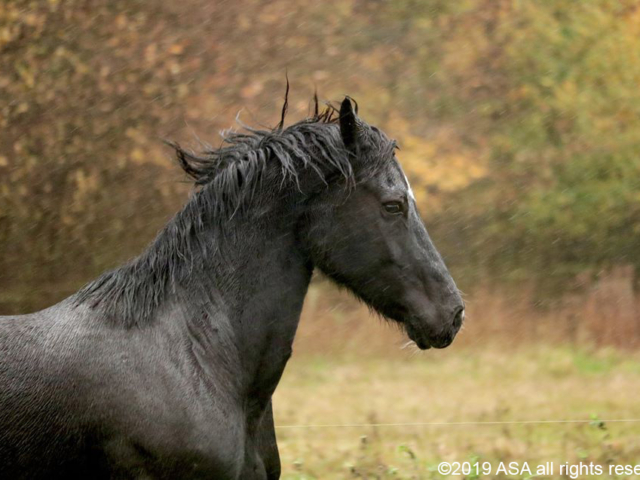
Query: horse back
0 301 247 479
0 303 109 478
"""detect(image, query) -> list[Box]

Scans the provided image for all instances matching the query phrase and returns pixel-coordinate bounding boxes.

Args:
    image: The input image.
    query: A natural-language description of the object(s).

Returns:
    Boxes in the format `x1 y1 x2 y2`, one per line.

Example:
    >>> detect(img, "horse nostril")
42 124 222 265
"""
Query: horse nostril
452 306 465 328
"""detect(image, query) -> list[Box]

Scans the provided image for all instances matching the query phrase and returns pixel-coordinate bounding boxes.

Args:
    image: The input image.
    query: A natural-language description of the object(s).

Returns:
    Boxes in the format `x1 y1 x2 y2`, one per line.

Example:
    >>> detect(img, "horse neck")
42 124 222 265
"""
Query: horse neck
164 195 313 401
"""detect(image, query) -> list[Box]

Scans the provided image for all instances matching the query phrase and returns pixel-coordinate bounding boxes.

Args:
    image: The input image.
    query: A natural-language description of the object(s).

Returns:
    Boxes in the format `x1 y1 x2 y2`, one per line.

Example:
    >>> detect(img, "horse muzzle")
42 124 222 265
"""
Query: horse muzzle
405 305 464 350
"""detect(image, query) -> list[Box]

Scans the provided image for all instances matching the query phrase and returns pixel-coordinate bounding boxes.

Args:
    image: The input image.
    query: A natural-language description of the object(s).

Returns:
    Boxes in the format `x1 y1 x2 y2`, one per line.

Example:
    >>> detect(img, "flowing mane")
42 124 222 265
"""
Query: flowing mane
167 102 353 217
74 97 379 328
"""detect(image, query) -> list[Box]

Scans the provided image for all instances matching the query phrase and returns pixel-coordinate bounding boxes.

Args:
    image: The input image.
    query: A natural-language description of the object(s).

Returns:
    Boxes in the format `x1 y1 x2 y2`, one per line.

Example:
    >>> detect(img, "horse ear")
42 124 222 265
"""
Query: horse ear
339 97 358 156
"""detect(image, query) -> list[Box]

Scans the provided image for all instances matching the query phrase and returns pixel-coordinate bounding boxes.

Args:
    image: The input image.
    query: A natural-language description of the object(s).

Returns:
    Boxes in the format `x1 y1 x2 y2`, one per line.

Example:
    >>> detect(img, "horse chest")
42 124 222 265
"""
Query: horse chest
96 410 249 479
68 364 250 479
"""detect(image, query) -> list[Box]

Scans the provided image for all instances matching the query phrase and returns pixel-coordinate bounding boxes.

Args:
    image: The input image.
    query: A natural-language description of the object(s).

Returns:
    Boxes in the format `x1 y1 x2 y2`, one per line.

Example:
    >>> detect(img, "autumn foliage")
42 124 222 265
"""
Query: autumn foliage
2 0 640 327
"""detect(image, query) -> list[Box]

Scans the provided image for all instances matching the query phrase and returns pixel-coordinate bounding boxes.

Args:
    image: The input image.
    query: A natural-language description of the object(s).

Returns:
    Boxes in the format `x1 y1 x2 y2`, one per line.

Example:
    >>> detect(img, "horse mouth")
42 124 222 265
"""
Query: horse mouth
404 319 456 350
412 338 432 350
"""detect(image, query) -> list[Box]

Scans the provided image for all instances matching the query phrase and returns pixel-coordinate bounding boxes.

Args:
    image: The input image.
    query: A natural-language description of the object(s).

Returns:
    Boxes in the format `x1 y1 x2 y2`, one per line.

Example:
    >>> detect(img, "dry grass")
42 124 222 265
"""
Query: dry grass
274 276 640 478
274 346 640 479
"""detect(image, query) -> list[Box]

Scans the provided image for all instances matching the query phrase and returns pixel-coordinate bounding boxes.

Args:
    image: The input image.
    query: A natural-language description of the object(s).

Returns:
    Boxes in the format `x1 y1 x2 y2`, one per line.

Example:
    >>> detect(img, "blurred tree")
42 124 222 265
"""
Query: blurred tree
3 0 640 312
427 0 640 287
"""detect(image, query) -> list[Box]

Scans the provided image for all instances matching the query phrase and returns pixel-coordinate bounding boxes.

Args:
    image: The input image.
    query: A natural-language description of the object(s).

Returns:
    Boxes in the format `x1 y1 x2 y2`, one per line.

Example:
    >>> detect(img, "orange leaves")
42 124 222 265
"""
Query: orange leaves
399 134 486 211
386 112 486 212
240 81 265 100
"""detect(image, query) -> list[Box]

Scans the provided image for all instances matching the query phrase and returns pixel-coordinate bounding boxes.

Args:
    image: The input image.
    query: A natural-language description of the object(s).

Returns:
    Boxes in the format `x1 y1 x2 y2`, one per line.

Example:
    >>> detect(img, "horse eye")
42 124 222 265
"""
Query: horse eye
383 202 403 215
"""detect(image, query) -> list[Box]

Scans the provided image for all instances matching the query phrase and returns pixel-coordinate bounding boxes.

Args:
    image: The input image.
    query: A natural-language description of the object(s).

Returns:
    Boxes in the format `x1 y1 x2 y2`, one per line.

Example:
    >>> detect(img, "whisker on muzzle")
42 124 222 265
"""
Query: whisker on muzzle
401 340 415 350
400 340 422 356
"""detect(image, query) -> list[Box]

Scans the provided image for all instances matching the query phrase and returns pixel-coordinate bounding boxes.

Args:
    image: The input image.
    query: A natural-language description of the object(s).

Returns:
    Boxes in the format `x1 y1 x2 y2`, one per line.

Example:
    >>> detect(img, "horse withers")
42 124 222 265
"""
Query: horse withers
0 97 464 479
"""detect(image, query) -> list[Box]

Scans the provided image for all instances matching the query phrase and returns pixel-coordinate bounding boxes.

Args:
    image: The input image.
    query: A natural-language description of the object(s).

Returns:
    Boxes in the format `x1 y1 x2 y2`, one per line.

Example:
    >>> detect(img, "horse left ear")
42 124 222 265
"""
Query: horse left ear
339 97 359 157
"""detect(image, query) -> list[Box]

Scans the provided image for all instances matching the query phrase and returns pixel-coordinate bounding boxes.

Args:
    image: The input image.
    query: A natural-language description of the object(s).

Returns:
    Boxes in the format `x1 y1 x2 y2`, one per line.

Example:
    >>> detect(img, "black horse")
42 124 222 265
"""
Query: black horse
0 97 464 479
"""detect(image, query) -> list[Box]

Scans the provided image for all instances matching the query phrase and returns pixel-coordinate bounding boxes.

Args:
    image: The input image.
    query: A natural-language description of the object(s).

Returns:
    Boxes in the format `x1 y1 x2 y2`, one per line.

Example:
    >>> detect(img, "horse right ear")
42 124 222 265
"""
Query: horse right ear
339 97 359 157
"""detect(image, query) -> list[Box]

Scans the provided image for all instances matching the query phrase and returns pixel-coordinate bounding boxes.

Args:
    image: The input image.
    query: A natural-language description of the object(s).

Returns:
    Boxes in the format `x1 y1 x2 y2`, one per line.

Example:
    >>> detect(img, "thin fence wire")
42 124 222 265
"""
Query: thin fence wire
275 418 640 429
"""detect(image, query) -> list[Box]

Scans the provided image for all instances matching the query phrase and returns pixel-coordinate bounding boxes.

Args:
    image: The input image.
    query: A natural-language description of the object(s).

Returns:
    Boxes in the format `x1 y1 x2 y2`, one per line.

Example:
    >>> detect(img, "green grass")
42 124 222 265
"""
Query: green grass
273 345 640 479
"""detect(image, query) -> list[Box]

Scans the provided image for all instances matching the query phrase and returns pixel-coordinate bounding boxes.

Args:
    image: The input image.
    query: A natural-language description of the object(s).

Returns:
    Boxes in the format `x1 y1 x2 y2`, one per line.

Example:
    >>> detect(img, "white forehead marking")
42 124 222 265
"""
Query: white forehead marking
402 172 415 201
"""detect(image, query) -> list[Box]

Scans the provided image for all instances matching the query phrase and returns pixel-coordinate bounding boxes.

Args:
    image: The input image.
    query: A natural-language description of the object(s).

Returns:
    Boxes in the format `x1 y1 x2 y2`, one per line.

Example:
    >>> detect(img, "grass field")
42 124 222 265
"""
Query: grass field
273 344 640 479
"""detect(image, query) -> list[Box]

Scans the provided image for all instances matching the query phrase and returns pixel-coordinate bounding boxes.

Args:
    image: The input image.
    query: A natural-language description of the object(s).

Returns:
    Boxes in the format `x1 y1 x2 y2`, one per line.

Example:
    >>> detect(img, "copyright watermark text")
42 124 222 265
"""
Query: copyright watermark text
437 461 640 478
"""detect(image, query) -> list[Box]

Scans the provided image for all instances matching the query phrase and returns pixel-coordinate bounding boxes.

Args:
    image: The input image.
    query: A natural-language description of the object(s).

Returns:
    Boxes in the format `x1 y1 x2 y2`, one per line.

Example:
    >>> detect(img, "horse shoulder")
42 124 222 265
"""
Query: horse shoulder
0 301 247 478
